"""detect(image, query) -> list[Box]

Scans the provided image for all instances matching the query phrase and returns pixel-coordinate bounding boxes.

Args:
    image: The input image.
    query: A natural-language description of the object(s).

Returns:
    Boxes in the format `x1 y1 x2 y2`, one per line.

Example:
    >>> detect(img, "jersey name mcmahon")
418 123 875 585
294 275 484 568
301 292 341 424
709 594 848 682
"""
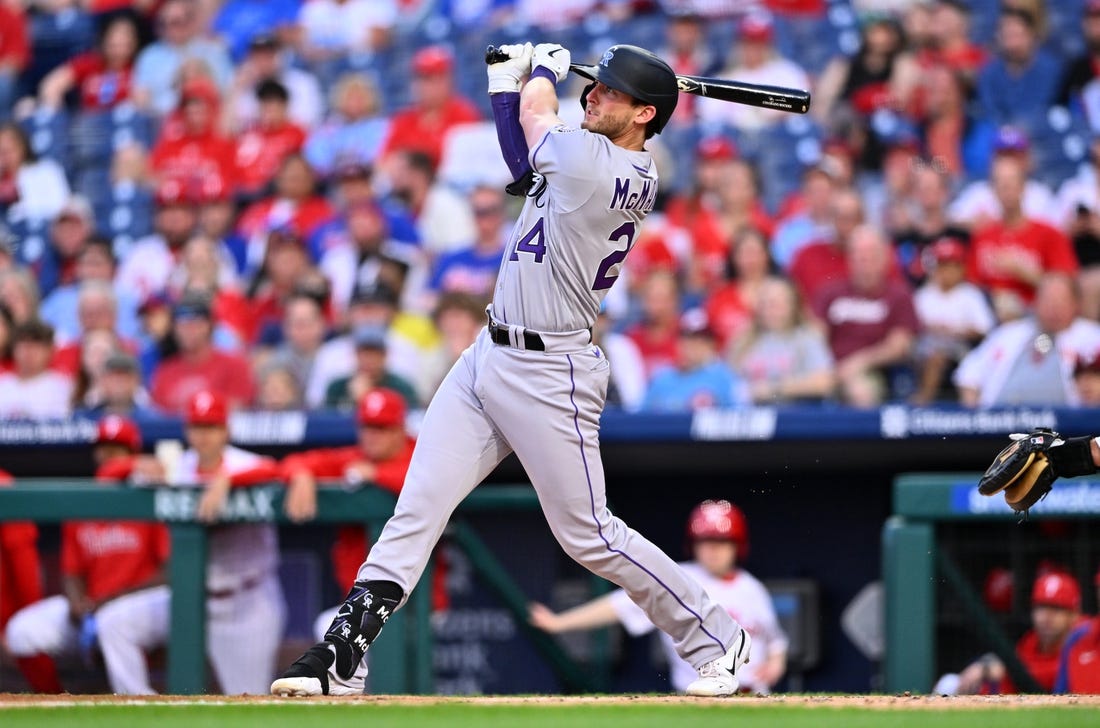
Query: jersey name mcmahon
492 125 657 333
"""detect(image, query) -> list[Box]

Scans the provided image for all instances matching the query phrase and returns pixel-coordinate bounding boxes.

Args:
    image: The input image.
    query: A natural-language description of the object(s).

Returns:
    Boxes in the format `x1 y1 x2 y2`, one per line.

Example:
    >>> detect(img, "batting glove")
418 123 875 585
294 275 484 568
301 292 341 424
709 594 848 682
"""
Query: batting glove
533 43 571 83
487 42 534 94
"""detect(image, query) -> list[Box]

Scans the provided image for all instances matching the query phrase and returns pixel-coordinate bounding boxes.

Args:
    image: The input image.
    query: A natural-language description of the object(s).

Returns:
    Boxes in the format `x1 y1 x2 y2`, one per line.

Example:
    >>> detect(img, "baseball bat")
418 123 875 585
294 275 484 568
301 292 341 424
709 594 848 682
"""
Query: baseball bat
485 46 811 114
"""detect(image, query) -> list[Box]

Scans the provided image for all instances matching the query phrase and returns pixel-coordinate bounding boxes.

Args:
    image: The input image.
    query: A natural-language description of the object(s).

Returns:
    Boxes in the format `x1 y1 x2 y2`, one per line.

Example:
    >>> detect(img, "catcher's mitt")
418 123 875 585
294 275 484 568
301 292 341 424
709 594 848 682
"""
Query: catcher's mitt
978 429 1060 513
979 428 1099 513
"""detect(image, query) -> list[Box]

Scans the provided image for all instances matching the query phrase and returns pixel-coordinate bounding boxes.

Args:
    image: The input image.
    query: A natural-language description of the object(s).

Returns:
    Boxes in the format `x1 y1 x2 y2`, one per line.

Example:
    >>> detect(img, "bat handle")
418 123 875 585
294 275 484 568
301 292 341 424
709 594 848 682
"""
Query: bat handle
485 46 509 65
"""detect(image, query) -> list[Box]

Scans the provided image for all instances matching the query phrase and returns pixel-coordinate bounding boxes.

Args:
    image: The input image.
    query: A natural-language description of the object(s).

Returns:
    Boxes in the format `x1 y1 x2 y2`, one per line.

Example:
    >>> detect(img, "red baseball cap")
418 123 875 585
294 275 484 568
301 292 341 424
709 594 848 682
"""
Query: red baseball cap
186 390 228 427
357 387 406 428
155 177 201 207
930 237 967 265
696 136 737 162
413 46 453 76
982 567 1014 613
96 415 142 452
740 12 774 42
1031 572 1081 611
179 78 220 107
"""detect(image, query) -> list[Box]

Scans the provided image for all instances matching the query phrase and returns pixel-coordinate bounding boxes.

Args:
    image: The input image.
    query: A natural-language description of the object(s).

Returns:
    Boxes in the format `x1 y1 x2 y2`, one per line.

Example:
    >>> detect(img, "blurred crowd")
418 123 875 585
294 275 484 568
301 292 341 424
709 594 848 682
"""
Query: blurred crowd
0 0 1099 418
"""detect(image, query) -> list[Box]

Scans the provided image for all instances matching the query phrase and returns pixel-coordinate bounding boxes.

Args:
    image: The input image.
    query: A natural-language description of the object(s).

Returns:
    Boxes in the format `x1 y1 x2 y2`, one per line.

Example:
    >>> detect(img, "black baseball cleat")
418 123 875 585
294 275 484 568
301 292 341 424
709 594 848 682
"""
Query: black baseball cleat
270 642 367 697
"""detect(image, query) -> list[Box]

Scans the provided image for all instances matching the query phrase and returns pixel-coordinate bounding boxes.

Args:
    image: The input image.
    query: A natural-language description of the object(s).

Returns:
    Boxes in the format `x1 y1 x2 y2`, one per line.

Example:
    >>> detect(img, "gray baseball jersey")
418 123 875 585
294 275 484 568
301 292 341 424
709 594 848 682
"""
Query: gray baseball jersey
493 125 656 332
357 123 741 675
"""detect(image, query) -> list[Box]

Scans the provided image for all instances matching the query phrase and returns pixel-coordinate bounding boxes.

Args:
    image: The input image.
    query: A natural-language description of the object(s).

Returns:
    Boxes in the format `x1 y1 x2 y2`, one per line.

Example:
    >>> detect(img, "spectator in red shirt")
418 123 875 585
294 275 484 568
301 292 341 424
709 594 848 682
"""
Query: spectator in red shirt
626 269 684 380
150 78 237 194
234 79 306 200
704 226 775 351
0 2 29 122
790 187 865 305
245 226 324 344
812 225 919 407
0 469 43 689
378 45 481 175
1055 566 1100 694
236 153 334 271
969 154 1080 321
921 0 987 80
148 292 255 413
665 137 774 294
4 415 168 695
38 13 141 111
949 572 1082 694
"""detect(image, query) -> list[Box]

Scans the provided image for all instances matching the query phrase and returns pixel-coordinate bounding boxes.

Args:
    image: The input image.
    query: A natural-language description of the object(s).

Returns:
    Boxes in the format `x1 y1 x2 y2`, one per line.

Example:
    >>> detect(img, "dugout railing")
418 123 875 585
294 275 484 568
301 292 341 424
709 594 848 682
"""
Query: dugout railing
884 473 1100 694
0 480 609 695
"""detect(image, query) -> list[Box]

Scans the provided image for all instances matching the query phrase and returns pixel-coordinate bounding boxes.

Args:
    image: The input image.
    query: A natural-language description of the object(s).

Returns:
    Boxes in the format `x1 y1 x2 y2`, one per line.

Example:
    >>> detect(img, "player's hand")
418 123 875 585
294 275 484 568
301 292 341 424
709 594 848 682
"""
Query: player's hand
487 42 534 94
284 473 318 523
343 461 377 488
527 602 563 633
130 456 167 485
68 595 95 623
532 43 571 83
196 474 231 523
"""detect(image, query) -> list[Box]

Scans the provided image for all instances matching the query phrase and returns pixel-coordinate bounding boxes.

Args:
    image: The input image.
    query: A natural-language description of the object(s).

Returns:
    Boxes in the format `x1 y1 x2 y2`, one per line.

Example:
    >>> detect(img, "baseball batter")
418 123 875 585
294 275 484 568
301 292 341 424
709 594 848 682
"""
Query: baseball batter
529 500 788 694
272 42 750 698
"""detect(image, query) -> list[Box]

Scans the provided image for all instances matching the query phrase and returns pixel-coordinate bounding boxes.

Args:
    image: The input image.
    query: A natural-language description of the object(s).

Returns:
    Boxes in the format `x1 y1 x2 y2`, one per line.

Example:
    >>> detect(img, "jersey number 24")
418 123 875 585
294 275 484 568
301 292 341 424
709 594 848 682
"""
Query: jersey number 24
510 219 636 292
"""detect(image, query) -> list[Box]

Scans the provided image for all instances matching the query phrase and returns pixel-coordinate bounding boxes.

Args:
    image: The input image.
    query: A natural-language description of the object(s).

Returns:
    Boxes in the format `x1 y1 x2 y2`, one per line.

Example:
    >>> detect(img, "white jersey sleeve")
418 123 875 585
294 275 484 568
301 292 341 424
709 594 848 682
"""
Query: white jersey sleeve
493 125 658 332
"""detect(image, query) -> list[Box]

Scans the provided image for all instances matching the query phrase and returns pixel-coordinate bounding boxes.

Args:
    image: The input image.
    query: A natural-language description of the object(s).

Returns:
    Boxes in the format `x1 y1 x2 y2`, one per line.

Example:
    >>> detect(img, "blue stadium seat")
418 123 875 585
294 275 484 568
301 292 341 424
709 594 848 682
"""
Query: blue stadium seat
92 183 154 246
23 9 95 94
20 108 71 171
69 109 113 169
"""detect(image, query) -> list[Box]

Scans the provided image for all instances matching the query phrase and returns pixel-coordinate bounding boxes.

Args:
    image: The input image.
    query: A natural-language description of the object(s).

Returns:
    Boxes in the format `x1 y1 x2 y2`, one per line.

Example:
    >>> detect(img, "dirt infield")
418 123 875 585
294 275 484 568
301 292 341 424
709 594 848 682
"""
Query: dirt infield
2 693 1099 710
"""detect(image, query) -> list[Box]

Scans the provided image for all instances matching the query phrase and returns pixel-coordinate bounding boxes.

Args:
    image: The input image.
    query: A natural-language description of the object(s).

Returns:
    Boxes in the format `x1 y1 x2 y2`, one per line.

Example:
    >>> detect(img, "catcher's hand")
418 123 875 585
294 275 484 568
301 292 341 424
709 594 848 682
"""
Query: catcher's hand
979 428 1099 513
487 42 534 94
533 43 571 83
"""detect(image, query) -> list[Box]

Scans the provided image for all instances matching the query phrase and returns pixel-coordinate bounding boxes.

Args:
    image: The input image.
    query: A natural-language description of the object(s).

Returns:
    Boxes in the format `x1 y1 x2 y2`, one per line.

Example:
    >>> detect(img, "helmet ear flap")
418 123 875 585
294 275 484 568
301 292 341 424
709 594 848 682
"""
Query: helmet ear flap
579 81 597 115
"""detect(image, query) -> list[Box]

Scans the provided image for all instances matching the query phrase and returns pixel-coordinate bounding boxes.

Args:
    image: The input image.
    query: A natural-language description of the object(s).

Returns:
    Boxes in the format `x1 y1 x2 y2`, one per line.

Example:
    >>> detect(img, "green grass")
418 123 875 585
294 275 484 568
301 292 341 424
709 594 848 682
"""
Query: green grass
2 703 1098 728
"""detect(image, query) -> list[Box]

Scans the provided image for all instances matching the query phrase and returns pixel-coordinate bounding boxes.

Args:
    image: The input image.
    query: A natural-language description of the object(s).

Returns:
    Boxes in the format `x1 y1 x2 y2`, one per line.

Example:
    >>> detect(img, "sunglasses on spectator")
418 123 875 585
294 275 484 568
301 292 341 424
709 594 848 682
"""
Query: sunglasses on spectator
473 206 504 217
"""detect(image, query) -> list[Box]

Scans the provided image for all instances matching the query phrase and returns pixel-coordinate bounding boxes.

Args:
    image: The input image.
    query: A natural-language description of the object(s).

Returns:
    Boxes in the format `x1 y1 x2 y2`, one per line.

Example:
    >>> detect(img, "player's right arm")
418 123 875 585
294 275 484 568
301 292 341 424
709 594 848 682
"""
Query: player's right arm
520 44 571 149
528 594 620 633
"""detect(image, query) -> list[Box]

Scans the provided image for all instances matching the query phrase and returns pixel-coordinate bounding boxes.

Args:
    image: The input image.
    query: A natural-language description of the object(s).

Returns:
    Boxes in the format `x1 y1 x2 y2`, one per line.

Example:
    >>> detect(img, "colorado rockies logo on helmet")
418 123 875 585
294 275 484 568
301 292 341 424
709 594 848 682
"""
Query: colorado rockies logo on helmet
600 48 615 67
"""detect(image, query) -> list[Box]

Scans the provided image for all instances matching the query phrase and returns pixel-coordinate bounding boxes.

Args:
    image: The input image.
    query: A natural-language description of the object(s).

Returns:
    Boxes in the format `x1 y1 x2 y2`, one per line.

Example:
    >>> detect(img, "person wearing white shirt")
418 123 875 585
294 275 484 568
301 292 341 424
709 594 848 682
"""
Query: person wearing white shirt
231 34 324 131
0 320 73 419
947 131 1058 229
529 500 789 695
696 12 811 134
954 273 1100 407
911 237 996 404
297 0 397 63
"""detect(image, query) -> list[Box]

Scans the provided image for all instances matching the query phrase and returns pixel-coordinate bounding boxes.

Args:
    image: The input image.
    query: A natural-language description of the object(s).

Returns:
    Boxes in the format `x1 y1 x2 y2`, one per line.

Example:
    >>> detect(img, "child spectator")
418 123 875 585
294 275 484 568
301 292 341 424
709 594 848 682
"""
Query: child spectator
643 309 748 412
234 79 306 200
911 237 996 405
0 320 73 419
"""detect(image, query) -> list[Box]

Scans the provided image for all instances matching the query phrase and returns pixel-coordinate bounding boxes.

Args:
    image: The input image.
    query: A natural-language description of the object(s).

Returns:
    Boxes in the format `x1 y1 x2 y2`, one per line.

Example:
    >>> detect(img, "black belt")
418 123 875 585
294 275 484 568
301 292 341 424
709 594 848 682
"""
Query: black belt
488 319 545 351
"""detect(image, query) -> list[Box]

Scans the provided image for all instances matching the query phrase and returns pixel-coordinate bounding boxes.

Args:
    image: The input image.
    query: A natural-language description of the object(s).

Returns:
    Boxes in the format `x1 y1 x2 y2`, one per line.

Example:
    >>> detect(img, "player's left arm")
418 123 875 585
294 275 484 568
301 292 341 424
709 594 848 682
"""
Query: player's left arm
520 44 571 150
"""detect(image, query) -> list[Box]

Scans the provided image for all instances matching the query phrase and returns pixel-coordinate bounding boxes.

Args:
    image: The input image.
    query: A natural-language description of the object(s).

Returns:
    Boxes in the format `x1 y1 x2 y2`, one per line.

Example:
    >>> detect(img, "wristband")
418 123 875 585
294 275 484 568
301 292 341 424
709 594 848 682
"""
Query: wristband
530 66 558 87
1047 436 1099 478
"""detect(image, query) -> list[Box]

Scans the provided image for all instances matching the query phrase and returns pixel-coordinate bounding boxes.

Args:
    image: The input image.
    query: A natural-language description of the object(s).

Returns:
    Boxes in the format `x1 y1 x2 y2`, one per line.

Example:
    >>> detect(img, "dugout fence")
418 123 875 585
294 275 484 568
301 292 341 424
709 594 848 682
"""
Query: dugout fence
884 474 1100 694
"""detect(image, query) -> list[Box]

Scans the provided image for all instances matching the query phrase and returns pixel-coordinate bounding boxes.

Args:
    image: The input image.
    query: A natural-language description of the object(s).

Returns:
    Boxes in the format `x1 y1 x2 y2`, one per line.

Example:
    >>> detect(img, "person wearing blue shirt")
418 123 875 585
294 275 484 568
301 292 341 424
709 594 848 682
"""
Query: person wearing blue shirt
213 0 300 62
976 7 1064 128
427 185 509 303
643 309 749 413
